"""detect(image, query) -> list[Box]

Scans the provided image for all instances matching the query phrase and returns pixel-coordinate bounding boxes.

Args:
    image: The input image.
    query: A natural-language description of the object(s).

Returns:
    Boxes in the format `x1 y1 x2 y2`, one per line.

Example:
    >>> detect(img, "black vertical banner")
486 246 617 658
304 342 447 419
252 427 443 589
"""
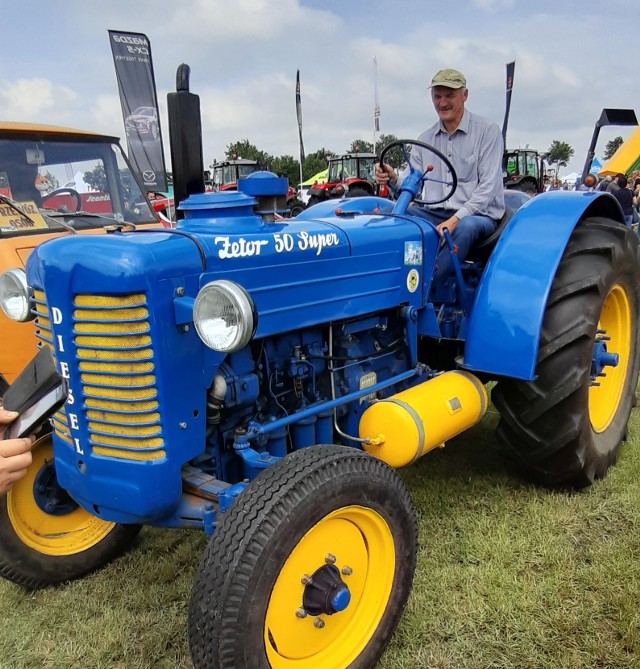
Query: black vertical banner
296 70 305 166
108 30 167 192
501 60 516 144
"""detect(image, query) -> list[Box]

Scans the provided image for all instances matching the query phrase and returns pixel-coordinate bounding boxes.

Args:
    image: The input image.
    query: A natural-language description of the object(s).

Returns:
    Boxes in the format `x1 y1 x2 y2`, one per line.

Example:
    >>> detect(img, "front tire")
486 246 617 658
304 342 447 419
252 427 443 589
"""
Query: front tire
188 445 417 669
0 435 141 588
493 217 640 488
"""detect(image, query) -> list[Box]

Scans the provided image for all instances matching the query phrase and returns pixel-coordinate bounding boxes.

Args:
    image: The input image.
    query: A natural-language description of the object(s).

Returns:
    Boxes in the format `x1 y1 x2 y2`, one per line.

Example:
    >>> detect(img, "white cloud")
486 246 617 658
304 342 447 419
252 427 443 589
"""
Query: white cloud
0 78 77 121
1 0 638 175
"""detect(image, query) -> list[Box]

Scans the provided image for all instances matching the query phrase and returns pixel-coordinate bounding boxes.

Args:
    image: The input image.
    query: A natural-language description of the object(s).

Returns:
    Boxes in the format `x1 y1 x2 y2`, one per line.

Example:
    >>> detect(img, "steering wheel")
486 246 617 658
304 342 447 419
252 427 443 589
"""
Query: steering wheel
379 139 457 206
41 188 82 212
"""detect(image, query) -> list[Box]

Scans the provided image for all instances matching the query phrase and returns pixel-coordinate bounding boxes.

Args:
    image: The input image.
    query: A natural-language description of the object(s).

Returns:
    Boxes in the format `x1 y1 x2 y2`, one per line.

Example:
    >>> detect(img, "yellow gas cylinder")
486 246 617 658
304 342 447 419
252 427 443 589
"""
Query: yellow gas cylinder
358 370 488 468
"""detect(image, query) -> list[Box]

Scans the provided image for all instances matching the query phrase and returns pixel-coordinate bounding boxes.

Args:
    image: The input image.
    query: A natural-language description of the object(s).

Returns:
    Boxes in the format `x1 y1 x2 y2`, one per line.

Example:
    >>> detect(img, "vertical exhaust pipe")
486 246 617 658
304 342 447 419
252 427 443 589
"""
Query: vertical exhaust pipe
167 64 205 220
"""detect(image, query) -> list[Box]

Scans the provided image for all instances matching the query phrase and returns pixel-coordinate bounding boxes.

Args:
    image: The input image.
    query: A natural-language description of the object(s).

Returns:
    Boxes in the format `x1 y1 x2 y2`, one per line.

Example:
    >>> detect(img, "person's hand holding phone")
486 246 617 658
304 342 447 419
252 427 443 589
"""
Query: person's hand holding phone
0 408 35 495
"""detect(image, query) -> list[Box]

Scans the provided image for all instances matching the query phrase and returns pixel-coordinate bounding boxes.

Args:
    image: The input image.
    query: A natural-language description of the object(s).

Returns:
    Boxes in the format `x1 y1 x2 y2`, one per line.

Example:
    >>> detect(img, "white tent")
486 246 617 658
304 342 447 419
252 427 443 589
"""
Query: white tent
561 172 580 185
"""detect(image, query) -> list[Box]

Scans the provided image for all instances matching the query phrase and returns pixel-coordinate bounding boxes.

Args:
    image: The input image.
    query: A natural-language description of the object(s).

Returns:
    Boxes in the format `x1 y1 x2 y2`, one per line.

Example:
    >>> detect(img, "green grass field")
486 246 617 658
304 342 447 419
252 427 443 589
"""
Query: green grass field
2 404 640 669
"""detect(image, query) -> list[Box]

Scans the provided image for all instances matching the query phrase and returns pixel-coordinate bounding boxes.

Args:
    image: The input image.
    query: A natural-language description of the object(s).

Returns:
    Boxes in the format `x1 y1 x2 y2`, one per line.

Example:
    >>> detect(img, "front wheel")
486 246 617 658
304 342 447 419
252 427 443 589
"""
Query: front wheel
0 435 141 588
188 444 417 669
493 217 640 488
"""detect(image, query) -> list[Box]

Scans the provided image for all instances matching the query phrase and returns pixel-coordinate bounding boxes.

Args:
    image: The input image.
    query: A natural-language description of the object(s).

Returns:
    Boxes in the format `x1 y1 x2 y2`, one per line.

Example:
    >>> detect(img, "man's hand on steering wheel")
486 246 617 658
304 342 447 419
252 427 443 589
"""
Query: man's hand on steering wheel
378 139 458 208
375 162 396 188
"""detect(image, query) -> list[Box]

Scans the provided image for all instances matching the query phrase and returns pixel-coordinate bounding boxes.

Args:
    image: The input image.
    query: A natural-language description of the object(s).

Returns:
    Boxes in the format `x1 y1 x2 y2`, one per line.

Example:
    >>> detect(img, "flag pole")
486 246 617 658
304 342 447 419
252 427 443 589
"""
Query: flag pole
295 70 305 190
373 56 380 152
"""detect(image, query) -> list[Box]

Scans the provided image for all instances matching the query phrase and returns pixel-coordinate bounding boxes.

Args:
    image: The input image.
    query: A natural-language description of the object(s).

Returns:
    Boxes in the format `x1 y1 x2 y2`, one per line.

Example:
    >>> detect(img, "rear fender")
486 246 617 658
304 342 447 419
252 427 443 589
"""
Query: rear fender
462 191 624 380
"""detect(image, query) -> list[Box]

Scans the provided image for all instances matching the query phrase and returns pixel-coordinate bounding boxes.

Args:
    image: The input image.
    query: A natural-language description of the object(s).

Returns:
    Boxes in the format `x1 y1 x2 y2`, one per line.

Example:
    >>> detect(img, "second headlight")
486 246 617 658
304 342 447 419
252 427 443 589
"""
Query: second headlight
193 280 256 352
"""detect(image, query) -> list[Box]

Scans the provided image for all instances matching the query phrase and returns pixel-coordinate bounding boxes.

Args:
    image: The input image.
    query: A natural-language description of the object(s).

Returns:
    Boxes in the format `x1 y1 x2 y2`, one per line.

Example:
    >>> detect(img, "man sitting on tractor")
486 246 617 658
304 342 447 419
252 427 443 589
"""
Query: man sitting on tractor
376 68 505 279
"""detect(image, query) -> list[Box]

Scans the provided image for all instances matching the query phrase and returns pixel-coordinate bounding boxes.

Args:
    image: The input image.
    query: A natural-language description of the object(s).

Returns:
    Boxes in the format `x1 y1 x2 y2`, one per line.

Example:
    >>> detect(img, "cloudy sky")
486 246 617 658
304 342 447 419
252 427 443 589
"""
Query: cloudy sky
1 0 637 176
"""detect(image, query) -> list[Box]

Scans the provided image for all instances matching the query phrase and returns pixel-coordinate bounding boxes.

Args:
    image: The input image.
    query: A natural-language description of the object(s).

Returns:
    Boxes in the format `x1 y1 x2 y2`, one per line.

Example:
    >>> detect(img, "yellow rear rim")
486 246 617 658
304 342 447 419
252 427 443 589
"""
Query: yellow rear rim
589 284 632 433
7 436 116 555
264 505 395 669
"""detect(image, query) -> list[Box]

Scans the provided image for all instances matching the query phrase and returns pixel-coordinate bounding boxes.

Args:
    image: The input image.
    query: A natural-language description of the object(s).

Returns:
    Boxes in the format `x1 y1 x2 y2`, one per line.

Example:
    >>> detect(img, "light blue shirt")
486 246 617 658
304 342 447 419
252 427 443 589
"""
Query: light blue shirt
397 108 505 221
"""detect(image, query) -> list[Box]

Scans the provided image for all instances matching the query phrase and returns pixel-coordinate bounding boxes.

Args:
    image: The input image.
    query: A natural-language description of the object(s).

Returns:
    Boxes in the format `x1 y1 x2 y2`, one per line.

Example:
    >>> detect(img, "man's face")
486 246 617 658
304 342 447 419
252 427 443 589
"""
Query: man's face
431 86 468 126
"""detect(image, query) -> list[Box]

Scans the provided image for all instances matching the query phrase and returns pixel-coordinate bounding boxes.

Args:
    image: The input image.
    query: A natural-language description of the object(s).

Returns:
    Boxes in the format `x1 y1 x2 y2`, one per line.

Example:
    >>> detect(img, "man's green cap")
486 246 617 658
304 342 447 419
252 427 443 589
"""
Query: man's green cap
429 68 466 89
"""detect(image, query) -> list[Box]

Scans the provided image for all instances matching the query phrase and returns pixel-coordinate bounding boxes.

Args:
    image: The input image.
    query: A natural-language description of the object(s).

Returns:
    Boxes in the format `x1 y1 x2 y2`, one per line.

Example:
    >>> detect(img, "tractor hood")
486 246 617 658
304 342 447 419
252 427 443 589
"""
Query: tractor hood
26 189 441 344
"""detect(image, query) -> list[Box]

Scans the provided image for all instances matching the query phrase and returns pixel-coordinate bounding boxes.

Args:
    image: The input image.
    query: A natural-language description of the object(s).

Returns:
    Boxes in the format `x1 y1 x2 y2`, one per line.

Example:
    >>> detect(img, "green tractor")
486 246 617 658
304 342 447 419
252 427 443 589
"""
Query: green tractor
503 148 547 195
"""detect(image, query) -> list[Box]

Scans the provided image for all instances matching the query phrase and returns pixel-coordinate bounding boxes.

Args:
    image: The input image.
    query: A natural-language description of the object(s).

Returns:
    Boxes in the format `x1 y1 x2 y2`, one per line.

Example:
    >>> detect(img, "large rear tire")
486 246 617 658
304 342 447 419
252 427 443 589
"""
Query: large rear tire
188 444 417 669
493 217 640 488
0 435 141 588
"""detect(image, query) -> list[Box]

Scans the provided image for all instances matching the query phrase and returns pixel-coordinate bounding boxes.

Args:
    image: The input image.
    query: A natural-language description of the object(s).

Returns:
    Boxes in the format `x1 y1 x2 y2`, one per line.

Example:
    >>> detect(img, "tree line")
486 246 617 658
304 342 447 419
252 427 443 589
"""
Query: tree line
221 135 406 186
224 135 601 186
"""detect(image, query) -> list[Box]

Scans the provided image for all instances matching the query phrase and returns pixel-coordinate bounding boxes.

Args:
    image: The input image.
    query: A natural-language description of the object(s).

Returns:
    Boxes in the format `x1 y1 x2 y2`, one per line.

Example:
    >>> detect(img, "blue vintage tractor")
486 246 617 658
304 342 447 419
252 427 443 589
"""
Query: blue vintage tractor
0 75 638 669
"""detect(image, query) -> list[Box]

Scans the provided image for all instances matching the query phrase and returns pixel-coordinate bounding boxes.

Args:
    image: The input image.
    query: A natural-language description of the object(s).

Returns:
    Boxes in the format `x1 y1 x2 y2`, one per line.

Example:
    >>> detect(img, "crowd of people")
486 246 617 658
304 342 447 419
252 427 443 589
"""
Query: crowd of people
546 171 640 228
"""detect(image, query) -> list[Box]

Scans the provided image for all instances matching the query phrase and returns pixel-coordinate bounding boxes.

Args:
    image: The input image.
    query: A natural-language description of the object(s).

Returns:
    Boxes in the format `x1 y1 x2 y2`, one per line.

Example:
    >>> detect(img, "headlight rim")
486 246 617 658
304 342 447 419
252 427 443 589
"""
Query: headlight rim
0 268 34 322
193 279 256 353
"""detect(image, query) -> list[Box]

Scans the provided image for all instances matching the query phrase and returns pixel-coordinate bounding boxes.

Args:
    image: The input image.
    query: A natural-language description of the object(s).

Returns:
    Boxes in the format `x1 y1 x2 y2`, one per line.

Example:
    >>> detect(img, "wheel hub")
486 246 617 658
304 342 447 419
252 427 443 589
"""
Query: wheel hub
302 564 352 616
591 330 619 385
33 460 79 516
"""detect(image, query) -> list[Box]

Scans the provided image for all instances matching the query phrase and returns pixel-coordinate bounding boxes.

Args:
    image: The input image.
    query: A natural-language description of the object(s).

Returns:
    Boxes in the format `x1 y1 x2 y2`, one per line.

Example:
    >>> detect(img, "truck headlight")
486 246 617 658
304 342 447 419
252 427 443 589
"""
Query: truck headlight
0 269 33 322
194 280 256 352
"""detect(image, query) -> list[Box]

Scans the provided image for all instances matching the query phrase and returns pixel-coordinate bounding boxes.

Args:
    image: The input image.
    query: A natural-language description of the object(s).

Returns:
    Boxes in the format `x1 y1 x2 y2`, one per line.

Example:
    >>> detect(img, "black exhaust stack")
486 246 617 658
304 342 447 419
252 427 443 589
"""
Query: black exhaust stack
167 64 205 220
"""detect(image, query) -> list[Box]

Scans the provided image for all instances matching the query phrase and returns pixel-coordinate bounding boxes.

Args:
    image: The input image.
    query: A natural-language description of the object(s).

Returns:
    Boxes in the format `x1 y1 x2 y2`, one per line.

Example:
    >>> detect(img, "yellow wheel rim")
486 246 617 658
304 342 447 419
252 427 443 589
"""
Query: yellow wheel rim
264 505 395 669
589 284 632 433
7 436 116 555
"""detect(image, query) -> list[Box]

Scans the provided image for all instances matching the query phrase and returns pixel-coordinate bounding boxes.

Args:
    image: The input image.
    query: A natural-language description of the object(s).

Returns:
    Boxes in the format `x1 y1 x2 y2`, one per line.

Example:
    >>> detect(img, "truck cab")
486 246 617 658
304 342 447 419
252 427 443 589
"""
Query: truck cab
0 122 161 386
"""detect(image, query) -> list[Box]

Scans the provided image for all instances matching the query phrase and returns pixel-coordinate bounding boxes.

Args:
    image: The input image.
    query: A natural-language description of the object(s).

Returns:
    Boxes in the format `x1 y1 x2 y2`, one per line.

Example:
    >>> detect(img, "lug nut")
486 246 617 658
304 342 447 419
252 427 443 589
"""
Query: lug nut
341 565 353 576
301 574 312 585
325 553 337 564
314 618 325 629
295 608 307 619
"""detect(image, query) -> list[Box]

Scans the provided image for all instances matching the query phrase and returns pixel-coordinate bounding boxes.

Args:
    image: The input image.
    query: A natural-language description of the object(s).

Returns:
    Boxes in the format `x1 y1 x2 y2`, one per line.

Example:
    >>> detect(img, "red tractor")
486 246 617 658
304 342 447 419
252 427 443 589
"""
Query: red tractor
211 158 305 216
306 152 388 206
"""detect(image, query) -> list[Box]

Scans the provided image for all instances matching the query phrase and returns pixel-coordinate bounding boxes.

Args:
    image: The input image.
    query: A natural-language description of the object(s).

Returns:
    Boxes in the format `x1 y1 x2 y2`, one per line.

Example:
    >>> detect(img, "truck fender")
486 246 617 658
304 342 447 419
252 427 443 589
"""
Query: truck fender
462 191 625 381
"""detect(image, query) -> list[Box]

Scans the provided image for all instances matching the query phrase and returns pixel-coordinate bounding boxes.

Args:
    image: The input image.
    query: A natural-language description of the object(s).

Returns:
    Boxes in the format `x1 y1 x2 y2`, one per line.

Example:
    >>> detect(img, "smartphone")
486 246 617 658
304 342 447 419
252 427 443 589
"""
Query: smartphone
3 347 64 415
4 382 68 439
2 347 68 439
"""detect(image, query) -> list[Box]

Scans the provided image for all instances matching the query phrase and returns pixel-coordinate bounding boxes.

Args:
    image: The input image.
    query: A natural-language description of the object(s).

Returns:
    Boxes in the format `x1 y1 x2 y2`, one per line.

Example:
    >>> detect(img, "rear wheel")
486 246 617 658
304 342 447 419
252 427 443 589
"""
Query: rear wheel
288 198 305 217
347 186 370 198
493 217 640 487
188 444 417 669
0 435 141 588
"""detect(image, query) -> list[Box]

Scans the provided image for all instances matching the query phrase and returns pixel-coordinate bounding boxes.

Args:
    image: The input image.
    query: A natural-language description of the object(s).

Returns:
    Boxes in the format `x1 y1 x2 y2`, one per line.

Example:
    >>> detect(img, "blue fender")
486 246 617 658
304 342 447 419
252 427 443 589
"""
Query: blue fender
462 190 625 381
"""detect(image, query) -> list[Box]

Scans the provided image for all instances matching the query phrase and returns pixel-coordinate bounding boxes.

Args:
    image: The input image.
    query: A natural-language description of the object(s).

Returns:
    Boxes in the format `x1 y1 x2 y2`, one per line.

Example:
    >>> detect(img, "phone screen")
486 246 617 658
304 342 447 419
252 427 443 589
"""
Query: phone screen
4 383 68 440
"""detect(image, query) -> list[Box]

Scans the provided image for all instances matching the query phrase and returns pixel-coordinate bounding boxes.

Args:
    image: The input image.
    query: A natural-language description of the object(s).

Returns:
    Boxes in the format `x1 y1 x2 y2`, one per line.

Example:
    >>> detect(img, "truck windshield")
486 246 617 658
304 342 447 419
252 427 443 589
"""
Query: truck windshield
0 135 156 235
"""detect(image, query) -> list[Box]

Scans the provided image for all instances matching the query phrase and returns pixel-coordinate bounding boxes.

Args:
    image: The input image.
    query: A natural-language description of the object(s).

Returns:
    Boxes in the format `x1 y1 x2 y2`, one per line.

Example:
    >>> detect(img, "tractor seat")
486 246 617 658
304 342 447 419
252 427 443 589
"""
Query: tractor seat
467 206 515 263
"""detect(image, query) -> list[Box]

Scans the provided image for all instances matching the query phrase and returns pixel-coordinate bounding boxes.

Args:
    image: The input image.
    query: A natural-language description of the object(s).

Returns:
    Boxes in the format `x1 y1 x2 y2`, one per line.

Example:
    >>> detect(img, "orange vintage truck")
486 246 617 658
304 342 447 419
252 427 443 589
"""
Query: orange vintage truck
0 122 163 389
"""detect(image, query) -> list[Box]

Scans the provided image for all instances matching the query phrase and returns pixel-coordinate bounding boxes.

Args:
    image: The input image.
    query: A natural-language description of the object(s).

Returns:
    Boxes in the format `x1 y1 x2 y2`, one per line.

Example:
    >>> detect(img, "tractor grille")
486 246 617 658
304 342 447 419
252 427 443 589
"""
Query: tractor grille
34 290 166 461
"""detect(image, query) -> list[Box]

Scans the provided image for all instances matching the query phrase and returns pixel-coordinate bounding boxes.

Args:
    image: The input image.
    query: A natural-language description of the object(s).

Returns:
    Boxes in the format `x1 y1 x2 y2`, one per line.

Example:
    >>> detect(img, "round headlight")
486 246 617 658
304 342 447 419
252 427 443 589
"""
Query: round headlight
0 269 33 322
194 280 256 352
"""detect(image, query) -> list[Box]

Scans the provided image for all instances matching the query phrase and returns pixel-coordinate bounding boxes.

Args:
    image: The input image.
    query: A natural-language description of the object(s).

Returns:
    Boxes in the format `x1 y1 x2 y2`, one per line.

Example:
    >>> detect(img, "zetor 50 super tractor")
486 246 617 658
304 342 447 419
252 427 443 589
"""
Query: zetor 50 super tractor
1 75 639 669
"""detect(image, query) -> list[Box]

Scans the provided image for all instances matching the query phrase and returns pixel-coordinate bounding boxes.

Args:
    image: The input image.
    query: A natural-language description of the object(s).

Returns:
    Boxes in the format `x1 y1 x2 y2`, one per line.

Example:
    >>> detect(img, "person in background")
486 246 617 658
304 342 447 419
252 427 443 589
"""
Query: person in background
611 174 634 227
0 408 34 495
375 68 504 281
606 174 623 193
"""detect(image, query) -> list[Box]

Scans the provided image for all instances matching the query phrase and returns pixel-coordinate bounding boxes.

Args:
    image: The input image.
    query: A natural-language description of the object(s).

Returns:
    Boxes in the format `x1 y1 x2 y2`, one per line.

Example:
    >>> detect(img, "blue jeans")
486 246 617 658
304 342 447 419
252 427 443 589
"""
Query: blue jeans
408 206 497 280
624 214 633 228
